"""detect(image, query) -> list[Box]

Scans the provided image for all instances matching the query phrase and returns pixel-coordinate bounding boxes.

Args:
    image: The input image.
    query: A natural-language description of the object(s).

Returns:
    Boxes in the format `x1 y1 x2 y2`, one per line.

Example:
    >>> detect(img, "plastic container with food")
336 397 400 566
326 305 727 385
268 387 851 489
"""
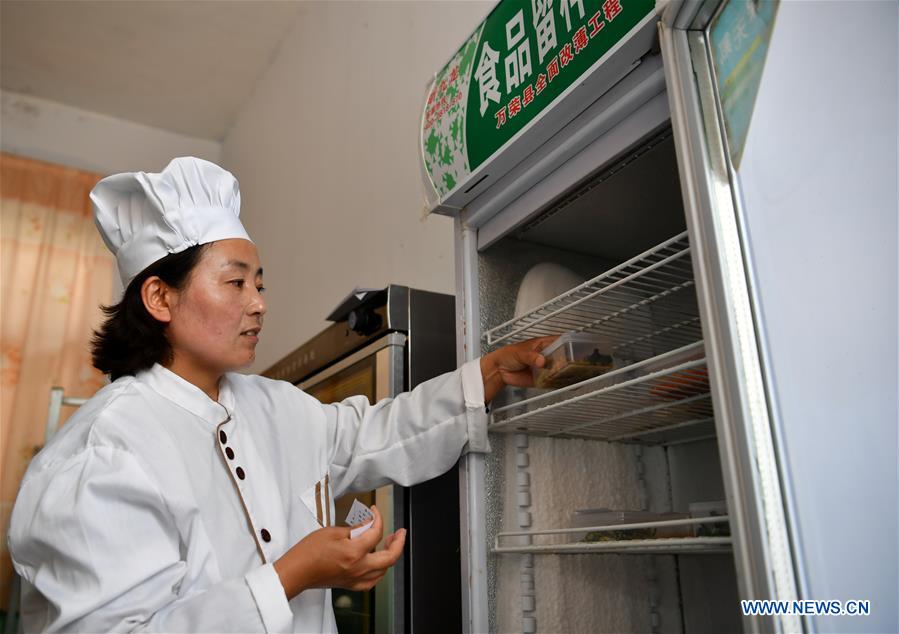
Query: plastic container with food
570 508 691 543
649 366 710 400
533 332 614 389
688 500 730 537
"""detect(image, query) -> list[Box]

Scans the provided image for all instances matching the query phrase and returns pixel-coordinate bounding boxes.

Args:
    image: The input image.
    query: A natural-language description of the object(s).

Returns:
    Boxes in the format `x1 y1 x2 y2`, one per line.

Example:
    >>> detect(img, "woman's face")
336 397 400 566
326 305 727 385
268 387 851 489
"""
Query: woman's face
166 239 266 374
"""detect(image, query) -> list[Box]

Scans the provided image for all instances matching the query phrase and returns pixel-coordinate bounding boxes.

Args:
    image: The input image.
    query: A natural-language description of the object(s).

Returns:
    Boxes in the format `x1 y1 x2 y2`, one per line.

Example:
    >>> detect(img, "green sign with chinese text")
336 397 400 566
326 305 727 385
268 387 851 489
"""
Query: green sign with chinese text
421 0 655 200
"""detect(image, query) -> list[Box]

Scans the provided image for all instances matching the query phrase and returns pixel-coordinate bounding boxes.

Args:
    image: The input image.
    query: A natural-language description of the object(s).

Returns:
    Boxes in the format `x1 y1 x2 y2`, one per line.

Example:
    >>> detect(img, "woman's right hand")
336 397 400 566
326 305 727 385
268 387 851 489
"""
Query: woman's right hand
273 505 406 599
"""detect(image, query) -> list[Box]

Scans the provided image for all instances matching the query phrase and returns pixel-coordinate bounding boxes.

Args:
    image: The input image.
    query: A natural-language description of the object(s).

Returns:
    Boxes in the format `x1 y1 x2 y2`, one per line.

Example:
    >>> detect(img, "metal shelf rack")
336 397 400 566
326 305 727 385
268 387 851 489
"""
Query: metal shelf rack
484 232 701 364
494 516 732 556
489 342 713 442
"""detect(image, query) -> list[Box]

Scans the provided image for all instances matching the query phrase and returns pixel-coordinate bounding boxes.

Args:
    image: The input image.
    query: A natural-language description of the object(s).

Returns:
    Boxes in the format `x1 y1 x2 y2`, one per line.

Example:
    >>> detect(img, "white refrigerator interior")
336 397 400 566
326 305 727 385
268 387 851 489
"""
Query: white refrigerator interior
476 137 736 633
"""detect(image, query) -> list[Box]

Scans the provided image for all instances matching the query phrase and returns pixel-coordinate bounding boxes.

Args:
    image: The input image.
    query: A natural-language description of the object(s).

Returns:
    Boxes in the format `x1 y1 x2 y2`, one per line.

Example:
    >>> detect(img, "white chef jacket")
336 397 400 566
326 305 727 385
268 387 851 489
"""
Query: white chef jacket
7 360 488 633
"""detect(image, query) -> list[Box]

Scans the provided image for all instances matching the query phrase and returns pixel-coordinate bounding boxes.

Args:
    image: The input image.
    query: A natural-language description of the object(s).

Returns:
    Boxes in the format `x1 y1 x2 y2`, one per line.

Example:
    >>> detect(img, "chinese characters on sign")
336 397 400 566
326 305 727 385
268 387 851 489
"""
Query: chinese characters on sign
710 0 779 167
421 0 654 198
476 43 501 116
475 0 629 130
534 0 557 63
424 63 465 131
504 10 533 93
421 26 482 195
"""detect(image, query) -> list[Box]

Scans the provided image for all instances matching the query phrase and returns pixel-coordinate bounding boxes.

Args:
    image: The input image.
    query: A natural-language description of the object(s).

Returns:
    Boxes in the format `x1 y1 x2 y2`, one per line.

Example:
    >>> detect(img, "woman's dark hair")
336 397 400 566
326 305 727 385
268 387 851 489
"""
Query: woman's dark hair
91 244 209 381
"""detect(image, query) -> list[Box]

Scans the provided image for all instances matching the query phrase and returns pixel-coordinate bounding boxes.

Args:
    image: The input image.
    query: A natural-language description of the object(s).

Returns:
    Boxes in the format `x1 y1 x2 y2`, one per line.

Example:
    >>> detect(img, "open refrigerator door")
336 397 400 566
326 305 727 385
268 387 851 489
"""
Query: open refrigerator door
423 0 897 633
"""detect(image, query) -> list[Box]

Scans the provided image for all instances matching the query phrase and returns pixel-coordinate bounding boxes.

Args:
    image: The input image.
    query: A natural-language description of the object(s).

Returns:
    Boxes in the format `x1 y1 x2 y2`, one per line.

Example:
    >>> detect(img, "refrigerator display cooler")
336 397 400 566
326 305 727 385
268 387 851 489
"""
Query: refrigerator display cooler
264 286 461 634
420 1 896 633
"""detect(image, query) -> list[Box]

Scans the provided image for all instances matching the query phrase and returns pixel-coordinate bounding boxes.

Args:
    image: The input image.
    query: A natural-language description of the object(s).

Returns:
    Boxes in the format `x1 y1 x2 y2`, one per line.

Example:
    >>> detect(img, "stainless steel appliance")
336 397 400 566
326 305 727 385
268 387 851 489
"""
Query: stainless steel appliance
263 285 461 634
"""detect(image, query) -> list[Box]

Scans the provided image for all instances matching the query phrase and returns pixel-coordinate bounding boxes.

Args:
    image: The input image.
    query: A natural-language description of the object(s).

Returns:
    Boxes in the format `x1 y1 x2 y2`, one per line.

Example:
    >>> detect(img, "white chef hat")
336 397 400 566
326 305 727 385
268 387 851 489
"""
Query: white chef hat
91 157 252 289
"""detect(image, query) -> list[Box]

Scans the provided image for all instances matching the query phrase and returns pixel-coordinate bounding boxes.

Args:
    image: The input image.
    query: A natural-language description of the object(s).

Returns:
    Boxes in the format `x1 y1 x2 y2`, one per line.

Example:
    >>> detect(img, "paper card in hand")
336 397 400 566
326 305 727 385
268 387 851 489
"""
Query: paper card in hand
346 499 375 539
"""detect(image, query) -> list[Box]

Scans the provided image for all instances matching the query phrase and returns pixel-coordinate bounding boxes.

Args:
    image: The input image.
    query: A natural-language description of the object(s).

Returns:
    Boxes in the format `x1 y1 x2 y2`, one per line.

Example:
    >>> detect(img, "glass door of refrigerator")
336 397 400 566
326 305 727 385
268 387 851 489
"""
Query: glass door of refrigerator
301 333 406 634
659 4 803 631
664 2 897 631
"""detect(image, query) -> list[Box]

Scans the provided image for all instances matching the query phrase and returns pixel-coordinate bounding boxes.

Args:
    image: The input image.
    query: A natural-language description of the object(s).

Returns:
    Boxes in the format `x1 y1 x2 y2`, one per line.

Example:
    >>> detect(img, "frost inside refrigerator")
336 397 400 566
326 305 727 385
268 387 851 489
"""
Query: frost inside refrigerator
419 1 897 633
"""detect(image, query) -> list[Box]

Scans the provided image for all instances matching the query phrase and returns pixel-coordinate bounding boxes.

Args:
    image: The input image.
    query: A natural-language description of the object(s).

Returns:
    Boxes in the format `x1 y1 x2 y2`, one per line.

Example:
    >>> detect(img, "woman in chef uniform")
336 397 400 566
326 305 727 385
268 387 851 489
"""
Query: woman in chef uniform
7 157 549 633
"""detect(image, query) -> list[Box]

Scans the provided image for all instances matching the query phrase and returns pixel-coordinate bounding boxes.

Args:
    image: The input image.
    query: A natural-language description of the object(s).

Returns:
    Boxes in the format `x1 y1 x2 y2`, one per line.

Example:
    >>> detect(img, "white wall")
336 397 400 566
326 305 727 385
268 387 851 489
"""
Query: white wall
222 1 491 373
1 90 224 299
1 91 221 176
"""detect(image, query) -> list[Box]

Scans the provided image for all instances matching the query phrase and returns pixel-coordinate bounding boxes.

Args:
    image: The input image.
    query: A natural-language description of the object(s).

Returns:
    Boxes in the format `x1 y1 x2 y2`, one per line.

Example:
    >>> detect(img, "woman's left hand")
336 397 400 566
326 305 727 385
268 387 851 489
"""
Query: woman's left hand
479 335 558 403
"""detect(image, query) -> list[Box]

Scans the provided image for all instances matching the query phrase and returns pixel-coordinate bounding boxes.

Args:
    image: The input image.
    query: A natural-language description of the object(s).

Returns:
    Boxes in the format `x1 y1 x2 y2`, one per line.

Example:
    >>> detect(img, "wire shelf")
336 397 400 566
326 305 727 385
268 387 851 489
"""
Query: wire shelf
493 537 732 556
484 232 701 363
494 516 732 555
490 343 712 442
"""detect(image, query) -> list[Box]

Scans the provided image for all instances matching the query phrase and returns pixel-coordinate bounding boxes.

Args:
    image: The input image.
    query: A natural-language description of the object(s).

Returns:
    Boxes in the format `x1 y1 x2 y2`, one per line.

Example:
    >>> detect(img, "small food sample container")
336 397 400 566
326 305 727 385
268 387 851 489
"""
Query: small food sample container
688 500 730 537
649 366 710 401
534 332 614 389
570 509 690 542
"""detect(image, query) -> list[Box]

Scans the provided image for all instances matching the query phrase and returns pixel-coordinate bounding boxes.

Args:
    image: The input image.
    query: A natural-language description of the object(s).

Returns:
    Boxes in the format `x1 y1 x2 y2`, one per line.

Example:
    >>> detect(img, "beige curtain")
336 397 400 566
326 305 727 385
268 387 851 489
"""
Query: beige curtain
0 153 115 607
